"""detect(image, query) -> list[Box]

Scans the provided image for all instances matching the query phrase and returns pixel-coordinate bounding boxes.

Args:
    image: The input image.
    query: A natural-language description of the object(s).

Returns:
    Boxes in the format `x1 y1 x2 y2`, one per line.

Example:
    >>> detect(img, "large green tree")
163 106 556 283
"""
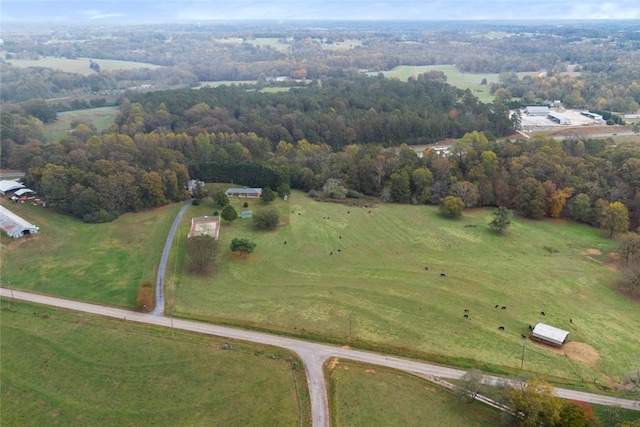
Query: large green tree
221 205 238 222
230 238 256 256
253 209 279 230
389 172 410 203
516 177 545 218
489 206 513 234
261 187 276 203
186 235 219 273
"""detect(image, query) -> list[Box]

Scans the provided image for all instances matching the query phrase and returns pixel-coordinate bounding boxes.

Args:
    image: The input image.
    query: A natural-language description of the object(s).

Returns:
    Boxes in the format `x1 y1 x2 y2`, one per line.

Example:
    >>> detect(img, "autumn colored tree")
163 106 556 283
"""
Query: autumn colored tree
449 180 480 208
619 232 640 265
558 401 595 427
439 196 465 218
599 201 630 237
136 280 154 312
506 379 563 427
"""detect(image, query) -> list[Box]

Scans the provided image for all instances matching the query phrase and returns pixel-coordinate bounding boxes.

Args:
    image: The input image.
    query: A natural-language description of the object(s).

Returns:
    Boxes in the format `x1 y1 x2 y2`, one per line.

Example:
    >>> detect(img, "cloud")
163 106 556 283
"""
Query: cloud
88 13 127 20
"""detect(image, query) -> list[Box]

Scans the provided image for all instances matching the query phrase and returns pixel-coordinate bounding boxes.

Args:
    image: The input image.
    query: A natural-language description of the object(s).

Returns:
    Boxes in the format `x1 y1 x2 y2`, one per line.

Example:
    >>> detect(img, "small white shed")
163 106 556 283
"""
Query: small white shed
531 323 569 347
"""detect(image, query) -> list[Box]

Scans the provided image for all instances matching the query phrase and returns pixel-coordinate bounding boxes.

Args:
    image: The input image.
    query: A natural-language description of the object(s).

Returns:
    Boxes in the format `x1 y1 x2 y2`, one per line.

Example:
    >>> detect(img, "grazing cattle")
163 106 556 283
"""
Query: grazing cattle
464 309 469 313
284 241 287 244
425 266 429 270
464 314 469 318
498 326 505 330
339 236 342 239
440 273 446 277
501 306 507 310
570 318 573 323
298 213 301 215
368 210 371 213
528 324 533 330
540 311 545 316
347 211 350 214
330 251 333 255
495 304 499 309
521 334 527 339
338 249 341 252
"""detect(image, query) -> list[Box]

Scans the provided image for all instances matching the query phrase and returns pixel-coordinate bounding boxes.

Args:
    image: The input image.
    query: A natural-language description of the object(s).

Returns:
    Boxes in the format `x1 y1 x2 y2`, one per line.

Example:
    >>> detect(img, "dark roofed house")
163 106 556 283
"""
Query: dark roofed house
531 323 569 347
225 188 262 198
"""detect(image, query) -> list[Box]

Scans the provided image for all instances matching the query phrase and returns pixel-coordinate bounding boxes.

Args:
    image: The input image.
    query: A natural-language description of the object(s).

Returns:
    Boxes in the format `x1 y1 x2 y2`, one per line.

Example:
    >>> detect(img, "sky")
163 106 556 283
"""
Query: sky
1 0 639 22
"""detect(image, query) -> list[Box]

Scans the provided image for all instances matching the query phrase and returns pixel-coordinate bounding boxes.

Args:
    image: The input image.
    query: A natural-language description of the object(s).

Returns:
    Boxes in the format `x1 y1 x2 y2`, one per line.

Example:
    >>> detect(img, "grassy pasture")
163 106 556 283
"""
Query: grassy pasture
5 55 163 76
369 65 537 102
170 191 639 383
45 106 119 143
0 301 305 427
327 360 501 426
0 201 182 307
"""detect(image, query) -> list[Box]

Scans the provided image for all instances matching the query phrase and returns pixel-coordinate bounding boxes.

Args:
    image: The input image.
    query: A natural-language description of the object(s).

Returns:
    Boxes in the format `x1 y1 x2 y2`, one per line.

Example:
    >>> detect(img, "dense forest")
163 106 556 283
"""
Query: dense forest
1 73 639 233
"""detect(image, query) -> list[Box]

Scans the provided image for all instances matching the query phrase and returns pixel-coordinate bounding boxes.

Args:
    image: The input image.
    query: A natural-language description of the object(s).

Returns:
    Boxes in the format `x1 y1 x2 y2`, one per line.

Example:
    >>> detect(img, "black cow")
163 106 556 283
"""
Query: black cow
501 306 507 310
540 311 545 316
440 273 446 277
464 314 469 318
498 326 505 330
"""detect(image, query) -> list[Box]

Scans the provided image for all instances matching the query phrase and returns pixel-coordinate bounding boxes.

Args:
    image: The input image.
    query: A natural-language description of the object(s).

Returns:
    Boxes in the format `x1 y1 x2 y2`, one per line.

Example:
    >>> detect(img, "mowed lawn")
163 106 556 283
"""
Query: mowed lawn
328 361 501 426
0 302 304 427
0 201 182 307
171 191 639 382
44 106 119 143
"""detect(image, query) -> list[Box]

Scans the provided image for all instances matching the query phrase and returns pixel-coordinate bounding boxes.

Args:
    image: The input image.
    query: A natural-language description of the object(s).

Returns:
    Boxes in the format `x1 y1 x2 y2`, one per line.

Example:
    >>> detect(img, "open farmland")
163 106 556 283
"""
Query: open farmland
5 56 164 76
0 301 305 427
169 191 640 384
369 65 537 102
0 201 182 307
44 106 119 143
327 360 501 426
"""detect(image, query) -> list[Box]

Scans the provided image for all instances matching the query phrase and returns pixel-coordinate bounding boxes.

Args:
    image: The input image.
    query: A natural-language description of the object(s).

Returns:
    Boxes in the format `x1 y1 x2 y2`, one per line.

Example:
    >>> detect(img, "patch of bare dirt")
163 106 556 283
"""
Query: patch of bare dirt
584 248 602 256
326 357 339 371
365 369 376 374
563 342 601 365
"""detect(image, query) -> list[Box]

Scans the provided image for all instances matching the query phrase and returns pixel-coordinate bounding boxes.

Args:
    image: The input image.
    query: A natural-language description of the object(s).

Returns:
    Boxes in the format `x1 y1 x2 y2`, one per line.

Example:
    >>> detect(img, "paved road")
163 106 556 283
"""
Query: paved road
150 200 192 316
2 289 638 427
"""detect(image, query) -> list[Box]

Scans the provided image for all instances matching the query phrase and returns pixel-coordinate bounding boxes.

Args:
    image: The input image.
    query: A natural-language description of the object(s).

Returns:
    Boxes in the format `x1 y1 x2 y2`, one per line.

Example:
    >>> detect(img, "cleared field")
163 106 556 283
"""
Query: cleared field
328 360 501 426
169 191 639 383
44 106 119 143
6 56 163 75
0 201 182 307
369 65 537 102
0 301 305 426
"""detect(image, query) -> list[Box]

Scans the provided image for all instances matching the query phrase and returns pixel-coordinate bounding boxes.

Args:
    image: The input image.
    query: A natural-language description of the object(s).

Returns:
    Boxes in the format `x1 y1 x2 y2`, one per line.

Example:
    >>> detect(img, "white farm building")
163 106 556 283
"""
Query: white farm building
0 205 40 238
0 180 25 196
531 323 569 347
524 106 550 116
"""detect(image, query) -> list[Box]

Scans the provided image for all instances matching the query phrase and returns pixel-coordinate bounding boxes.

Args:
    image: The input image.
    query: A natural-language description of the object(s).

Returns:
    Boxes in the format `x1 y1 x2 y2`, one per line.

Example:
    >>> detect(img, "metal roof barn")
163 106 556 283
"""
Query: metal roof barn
0 205 40 238
525 106 550 116
532 323 569 347
0 180 25 195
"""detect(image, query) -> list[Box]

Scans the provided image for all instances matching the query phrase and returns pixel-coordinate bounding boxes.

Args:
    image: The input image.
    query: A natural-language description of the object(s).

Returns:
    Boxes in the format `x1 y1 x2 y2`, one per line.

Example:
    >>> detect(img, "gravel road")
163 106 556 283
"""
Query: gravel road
2 288 638 427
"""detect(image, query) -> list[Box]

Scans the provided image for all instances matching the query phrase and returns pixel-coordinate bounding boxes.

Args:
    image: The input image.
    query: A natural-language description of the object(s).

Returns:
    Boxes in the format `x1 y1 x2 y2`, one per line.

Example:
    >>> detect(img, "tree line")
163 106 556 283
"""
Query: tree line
1 75 638 233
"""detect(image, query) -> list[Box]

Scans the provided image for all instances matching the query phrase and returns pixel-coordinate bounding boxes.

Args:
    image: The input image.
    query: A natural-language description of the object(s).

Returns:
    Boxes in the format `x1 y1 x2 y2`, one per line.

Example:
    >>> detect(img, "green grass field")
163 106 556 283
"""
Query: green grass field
45 106 119 143
328 360 501 426
168 191 639 383
0 302 306 426
0 201 182 307
5 55 163 76
369 65 537 102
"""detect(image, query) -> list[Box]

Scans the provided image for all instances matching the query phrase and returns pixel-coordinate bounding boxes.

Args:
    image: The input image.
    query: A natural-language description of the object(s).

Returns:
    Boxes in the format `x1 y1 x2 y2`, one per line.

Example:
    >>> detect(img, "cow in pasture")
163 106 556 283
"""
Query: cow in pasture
498 326 505 330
